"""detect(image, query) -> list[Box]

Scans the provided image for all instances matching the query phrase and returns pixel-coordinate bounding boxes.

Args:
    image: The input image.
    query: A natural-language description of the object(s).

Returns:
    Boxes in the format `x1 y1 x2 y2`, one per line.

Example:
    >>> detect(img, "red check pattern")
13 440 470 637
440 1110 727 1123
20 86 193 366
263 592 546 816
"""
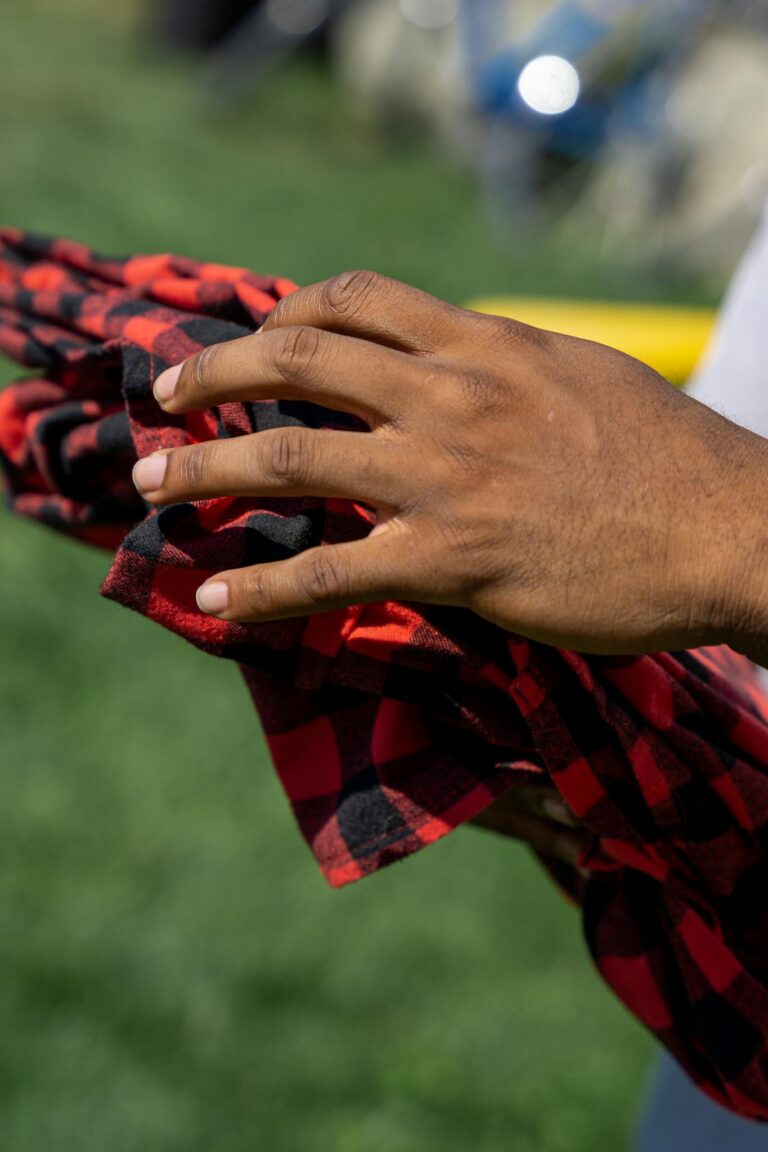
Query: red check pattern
3 229 768 1118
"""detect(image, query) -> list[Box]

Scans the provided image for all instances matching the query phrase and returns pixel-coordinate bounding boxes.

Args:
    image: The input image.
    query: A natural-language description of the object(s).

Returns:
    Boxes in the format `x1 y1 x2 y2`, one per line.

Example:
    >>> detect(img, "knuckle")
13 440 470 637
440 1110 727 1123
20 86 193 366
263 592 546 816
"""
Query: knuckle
191 342 220 393
273 325 322 380
430 506 500 586
459 370 506 417
178 444 210 490
492 315 545 351
297 549 348 605
437 510 472 553
269 293 293 328
242 566 269 616
260 429 310 485
442 438 482 472
323 270 381 319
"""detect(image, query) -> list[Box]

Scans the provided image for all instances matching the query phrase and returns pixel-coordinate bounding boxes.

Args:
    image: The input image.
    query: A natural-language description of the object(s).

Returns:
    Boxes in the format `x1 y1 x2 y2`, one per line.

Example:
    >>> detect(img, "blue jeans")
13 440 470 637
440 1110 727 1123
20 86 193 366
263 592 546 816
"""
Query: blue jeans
634 1054 768 1151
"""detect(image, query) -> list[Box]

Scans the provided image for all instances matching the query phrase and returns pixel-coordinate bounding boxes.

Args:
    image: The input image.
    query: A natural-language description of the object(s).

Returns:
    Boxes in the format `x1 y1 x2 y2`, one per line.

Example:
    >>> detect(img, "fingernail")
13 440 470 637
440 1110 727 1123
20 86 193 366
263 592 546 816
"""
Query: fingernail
132 452 168 494
154 363 182 403
196 581 229 615
542 797 571 824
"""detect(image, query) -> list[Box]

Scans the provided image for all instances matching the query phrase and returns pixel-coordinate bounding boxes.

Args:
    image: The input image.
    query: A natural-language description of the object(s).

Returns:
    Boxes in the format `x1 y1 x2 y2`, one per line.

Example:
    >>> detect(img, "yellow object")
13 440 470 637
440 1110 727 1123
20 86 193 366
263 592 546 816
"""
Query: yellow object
465 297 717 386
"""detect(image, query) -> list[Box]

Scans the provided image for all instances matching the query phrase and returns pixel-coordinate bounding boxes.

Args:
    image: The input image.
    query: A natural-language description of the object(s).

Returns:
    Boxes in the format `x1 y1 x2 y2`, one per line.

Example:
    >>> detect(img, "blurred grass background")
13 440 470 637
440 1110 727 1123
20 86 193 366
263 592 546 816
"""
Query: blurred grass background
0 1 716 1148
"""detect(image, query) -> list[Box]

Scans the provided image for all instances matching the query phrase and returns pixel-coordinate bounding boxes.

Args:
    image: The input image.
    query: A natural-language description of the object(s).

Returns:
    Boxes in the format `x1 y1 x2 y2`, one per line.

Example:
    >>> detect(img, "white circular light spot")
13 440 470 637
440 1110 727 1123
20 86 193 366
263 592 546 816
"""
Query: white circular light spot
517 55 581 116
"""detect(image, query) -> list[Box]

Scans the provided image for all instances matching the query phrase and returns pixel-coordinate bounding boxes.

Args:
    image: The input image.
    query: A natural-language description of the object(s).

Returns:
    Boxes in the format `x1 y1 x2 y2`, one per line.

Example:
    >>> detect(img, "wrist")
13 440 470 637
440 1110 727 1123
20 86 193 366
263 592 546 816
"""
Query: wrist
723 560 768 670
698 428 768 667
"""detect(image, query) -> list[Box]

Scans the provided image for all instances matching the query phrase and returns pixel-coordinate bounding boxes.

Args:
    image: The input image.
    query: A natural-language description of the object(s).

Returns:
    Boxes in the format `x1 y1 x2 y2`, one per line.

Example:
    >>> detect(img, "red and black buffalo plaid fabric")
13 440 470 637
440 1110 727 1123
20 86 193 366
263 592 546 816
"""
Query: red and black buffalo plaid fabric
3 228 768 1119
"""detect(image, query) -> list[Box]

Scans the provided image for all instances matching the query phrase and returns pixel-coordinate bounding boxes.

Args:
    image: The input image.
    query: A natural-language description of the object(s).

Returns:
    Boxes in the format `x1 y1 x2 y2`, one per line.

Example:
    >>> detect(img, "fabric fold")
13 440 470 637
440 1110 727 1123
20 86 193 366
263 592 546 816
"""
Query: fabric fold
3 229 768 1118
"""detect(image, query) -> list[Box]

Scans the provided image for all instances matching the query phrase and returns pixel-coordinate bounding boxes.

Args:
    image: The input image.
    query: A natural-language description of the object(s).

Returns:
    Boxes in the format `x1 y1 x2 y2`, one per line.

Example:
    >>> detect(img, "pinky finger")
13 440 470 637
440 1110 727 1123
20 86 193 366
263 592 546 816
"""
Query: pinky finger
195 529 419 622
470 805 588 868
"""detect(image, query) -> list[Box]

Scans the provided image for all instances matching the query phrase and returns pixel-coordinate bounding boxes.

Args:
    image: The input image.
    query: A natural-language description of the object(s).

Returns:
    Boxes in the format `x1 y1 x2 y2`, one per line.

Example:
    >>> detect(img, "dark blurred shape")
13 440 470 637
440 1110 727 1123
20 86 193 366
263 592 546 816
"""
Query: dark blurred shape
156 0 259 50
202 0 355 104
154 0 353 106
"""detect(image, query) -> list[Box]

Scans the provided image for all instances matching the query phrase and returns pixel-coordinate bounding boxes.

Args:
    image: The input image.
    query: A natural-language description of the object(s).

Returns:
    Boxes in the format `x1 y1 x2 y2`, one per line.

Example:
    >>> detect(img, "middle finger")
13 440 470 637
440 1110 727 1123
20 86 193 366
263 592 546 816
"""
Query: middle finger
132 427 412 508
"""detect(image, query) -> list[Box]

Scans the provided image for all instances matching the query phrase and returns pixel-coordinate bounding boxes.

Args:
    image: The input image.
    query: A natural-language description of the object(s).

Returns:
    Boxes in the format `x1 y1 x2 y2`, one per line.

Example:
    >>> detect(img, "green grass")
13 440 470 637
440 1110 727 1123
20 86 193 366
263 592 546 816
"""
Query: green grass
0 3 673 1148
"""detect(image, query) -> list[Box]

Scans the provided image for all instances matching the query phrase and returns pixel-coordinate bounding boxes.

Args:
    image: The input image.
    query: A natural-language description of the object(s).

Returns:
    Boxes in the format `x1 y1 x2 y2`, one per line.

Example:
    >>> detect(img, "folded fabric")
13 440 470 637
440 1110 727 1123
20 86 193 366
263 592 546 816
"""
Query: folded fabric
3 229 768 1119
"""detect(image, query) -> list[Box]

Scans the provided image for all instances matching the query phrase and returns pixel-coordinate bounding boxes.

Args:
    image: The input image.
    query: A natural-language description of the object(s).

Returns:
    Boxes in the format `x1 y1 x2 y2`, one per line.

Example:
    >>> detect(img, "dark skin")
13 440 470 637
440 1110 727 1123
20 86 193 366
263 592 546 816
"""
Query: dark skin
468 783 586 868
132 271 768 864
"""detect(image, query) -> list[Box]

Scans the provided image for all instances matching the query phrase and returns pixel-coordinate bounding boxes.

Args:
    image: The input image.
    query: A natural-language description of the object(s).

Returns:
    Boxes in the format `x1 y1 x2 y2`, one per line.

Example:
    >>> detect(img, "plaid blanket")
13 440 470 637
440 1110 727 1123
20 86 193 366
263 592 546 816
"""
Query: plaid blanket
3 228 768 1118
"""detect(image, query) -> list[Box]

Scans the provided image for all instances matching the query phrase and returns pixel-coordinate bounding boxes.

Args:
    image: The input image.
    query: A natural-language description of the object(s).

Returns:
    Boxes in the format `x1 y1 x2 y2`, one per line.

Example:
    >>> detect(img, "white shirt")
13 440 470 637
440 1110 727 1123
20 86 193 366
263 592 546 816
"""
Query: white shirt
687 206 768 682
689 202 768 434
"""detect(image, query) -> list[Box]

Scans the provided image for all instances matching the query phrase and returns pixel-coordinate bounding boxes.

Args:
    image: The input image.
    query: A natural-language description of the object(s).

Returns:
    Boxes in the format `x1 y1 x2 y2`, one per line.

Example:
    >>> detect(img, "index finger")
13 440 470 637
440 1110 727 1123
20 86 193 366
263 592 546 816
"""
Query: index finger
153 324 418 423
262 270 466 355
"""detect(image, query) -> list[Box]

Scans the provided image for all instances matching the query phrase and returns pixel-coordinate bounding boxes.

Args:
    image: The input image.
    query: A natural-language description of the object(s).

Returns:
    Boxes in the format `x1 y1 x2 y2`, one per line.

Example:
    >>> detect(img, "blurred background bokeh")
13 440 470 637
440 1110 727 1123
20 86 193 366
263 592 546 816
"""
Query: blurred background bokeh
1 2 767 1149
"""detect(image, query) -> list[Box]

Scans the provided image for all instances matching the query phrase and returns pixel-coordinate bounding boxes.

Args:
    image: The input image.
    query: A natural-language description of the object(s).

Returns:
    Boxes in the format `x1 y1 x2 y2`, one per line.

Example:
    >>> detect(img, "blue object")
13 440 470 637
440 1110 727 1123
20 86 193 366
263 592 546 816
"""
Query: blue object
634 1053 768 1152
458 0 708 159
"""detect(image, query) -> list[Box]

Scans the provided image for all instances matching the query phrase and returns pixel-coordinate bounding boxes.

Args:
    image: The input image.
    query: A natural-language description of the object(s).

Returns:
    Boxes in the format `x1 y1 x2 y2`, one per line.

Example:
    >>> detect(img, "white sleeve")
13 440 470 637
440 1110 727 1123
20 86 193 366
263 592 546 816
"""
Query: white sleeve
688 202 768 438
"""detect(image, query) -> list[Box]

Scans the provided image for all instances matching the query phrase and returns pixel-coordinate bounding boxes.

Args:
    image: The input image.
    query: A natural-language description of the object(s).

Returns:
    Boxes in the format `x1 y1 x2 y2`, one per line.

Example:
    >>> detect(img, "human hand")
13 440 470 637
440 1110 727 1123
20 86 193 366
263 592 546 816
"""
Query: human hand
132 271 768 658
470 785 587 868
